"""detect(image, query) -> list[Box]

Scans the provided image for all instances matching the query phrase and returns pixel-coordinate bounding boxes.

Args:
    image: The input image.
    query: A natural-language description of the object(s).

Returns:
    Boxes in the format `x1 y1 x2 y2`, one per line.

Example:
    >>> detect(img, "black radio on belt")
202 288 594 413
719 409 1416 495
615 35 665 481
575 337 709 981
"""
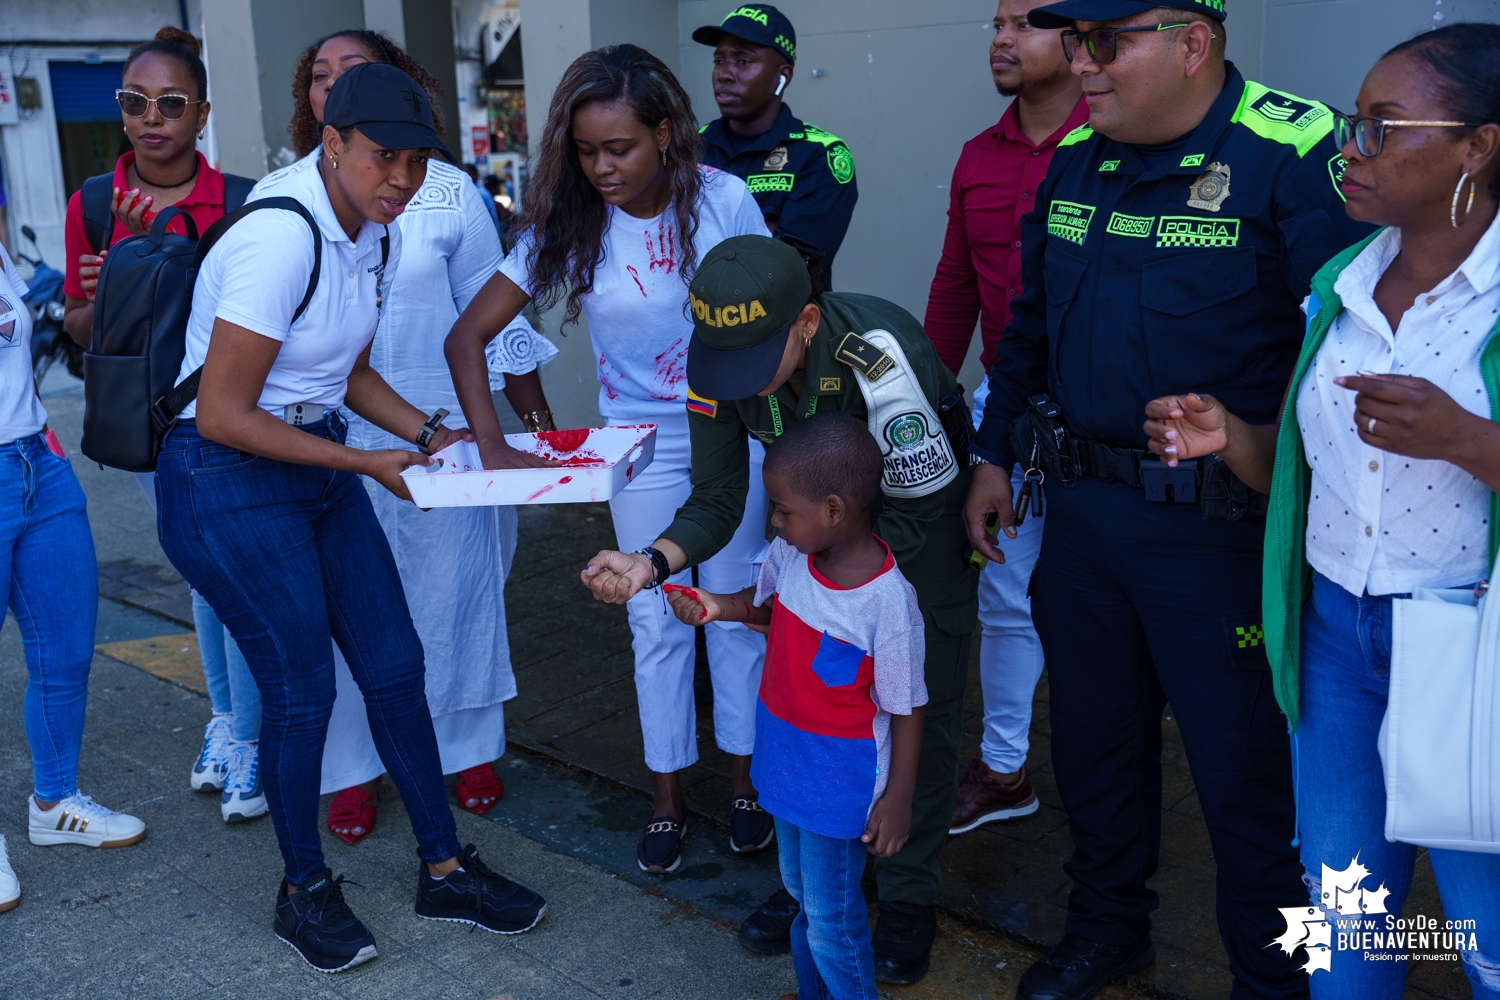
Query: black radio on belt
1008 394 1265 522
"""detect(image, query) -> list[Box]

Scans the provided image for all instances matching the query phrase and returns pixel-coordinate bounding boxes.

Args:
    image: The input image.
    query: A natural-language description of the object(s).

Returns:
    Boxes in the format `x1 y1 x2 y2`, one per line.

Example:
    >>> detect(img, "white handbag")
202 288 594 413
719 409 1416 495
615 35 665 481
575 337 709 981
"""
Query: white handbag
1379 558 1500 852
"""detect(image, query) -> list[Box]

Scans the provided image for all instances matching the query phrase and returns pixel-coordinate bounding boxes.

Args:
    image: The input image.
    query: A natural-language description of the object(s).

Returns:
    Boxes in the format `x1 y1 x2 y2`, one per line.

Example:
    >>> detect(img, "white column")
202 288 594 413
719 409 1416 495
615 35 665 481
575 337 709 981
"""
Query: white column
200 0 266 178
362 0 407 48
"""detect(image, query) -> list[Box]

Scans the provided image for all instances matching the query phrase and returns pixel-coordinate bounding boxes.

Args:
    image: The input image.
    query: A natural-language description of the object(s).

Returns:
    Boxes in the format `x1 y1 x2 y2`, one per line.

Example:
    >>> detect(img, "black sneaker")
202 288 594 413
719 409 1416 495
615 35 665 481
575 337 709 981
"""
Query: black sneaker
272 869 378 973
729 796 775 853
1017 933 1155 1000
414 844 547 934
637 816 686 873
872 900 937 984
738 886 800 955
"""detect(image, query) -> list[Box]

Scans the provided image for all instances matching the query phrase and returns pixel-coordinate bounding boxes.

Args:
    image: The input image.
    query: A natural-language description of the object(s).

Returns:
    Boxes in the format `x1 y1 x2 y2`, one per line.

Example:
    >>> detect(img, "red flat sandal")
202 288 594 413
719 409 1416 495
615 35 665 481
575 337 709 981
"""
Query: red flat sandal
326 785 376 845
455 764 504 815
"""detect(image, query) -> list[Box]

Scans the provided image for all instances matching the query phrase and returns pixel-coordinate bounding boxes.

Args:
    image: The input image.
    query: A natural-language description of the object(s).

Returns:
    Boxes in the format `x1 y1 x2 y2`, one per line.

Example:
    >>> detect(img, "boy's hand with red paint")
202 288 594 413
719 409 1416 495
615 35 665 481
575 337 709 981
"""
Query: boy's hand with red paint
664 583 772 631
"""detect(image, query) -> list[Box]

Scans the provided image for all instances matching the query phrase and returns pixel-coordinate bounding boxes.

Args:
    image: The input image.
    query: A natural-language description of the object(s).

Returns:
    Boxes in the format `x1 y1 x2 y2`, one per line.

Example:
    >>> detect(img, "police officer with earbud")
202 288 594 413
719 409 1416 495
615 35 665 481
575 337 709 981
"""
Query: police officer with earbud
962 0 1372 997
693 5 859 280
583 235 975 984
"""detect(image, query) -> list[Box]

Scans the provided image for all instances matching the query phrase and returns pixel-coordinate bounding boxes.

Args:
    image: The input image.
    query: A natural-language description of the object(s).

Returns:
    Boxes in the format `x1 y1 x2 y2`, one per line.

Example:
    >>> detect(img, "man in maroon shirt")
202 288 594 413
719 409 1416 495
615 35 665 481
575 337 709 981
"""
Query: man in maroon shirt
924 0 1085 838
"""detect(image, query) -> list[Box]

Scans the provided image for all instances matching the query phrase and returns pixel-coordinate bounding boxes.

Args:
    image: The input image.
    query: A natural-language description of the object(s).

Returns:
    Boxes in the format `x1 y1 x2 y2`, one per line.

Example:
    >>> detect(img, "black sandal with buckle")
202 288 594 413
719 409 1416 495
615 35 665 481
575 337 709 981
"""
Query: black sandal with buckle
729 796 775 853
637 816 687 874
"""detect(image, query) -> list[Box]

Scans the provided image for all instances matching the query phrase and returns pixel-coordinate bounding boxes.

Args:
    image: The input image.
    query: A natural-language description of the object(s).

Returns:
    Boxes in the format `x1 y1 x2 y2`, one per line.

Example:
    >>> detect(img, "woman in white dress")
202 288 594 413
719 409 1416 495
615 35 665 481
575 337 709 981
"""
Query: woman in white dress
280 30 558 843
447 44 774 875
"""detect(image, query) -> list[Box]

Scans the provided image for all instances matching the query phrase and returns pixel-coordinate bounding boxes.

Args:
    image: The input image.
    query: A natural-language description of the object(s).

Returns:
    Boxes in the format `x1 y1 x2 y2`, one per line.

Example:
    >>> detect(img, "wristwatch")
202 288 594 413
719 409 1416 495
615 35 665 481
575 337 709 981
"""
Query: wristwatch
415 408 449 455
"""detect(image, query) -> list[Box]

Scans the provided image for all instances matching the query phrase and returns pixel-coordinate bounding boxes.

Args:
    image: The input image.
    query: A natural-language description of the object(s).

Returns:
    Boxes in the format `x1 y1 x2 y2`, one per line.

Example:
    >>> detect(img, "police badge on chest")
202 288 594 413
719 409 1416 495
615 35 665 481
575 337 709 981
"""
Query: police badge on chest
1188 162 1231 212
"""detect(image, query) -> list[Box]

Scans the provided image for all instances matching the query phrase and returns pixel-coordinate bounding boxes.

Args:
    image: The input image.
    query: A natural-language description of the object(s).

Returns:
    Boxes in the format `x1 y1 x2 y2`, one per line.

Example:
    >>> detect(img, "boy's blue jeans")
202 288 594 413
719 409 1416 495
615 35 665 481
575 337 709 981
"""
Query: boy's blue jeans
775 817 878 1000
1297 571 1500 997
1 434 97 801
156 418 460 884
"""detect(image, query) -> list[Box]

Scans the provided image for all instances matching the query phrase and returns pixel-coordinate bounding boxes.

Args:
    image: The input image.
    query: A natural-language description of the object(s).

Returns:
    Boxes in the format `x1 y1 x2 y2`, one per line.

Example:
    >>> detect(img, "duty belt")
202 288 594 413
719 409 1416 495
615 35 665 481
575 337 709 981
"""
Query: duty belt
1009 394 1266 521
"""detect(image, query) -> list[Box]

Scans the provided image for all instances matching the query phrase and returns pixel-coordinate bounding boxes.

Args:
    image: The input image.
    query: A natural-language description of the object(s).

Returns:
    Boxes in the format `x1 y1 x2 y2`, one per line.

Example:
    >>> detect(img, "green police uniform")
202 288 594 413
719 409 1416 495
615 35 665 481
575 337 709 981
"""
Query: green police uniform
660 289 978 906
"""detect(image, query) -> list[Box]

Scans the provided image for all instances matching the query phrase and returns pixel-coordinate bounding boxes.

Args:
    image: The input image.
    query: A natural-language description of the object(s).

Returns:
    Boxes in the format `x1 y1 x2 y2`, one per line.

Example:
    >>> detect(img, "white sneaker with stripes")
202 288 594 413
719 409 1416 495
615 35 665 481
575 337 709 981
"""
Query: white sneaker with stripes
0 835 19 912
28 792 146 848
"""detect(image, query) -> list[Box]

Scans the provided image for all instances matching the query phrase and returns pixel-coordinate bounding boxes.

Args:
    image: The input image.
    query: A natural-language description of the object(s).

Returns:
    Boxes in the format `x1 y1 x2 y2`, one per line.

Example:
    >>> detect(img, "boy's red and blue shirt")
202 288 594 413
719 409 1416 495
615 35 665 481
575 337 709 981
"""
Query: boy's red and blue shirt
750 536 927 840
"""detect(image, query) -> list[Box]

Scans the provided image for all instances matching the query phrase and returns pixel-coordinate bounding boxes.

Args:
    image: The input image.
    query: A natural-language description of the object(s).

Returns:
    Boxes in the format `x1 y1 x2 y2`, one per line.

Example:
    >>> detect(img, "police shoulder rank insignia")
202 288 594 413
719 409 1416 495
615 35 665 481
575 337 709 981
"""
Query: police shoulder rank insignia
763 146 789 172
686 388 718 418
835 332 893 380
827 144 854 185
818 376 841 393
1187 162 1231 212
1248 92 1327 131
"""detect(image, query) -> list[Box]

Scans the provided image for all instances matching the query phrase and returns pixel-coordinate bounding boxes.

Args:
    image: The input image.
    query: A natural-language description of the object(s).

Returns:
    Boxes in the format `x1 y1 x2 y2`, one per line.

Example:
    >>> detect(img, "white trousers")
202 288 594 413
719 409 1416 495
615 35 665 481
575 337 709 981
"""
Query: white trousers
609 414 769 772
972 381 1046 773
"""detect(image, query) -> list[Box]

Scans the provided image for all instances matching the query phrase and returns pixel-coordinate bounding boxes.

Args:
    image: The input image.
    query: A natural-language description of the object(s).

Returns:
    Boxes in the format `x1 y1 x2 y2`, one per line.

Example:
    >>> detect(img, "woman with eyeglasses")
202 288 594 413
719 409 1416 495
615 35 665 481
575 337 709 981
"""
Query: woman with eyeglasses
1142 24 1500 996
59 26 267 828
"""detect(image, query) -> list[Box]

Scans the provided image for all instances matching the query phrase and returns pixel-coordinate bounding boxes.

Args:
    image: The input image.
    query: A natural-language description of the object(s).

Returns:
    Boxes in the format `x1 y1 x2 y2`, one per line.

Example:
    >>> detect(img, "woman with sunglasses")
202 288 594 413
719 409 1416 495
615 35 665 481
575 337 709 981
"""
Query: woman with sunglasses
155 63 546 972
279 29 558 844
1143 24 1500 996
59 26 267 828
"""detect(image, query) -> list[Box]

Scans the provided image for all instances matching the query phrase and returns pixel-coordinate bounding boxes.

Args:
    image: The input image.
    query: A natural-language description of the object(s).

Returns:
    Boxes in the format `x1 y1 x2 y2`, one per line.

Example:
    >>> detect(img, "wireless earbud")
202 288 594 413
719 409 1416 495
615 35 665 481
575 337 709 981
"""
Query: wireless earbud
774 75 788 96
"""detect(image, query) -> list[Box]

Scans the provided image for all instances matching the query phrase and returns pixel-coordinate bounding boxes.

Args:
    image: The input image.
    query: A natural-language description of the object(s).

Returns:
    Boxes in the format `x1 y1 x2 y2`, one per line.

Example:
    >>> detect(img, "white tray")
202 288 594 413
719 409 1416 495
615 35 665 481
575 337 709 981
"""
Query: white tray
400 424 656 507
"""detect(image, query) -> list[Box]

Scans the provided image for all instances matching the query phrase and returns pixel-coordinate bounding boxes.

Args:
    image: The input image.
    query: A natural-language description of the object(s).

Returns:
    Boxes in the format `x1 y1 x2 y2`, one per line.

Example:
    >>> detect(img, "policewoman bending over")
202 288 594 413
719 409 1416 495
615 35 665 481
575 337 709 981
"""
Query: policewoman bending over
155 64 545 974
583 235 978 984
962 0 1371 997
1144 25 1500 998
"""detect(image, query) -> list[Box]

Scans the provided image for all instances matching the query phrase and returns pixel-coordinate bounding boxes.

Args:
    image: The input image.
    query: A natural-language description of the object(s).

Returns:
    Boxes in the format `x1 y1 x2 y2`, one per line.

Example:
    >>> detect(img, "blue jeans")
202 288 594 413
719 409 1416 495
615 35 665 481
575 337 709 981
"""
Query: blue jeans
775 817 878 1000
191 589 260 742
136 472 260 742
0 434 98 801
1297 571 1500 997
156 418 459 884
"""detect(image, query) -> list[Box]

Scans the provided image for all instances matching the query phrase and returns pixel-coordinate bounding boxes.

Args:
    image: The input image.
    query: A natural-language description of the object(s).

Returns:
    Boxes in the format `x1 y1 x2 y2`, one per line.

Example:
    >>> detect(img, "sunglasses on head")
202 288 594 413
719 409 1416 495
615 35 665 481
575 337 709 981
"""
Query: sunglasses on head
1060 22 1214 65
116 89 201 120
1333 113 1482 157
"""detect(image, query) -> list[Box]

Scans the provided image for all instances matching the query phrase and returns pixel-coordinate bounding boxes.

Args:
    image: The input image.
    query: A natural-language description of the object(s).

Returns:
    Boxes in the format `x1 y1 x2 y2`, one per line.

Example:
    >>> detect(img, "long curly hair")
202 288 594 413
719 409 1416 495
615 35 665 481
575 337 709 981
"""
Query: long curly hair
288 30 446 156
519 44 702 327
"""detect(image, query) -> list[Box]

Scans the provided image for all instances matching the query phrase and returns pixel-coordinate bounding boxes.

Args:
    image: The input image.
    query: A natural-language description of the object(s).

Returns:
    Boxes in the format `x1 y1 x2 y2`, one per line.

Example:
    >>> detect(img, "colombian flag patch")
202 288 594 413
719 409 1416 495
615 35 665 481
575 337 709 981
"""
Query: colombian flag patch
686 389 718 418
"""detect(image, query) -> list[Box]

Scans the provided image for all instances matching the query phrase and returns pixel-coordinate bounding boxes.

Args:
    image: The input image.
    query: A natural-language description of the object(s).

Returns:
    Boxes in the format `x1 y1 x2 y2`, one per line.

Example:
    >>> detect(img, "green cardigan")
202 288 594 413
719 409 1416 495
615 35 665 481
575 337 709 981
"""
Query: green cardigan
1263 230 1500 730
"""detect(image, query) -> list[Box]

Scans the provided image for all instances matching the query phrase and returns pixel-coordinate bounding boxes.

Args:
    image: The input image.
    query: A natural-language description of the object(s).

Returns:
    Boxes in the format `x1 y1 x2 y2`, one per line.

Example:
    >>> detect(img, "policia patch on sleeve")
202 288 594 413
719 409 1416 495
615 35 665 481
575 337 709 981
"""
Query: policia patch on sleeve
835 332 894 381
1224 617 1268 668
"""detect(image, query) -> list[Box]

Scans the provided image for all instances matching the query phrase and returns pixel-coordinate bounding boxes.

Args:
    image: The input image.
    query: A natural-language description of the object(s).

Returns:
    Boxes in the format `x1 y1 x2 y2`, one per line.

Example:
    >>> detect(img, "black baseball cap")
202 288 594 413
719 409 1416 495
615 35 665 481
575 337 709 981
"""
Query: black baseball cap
323 62 454 161
692 4 797 65
1027 0 1225 29
686 235 811 400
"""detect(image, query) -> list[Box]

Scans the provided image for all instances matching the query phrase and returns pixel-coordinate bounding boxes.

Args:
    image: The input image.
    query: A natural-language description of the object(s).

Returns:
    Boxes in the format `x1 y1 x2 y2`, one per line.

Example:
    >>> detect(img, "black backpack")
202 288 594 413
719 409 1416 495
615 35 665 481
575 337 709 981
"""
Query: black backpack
80 198 326 472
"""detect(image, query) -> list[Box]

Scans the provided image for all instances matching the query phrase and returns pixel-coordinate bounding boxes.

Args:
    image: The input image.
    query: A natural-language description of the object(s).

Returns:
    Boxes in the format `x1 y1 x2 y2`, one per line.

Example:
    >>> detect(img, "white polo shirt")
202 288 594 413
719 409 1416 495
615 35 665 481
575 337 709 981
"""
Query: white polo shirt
175 151 399 419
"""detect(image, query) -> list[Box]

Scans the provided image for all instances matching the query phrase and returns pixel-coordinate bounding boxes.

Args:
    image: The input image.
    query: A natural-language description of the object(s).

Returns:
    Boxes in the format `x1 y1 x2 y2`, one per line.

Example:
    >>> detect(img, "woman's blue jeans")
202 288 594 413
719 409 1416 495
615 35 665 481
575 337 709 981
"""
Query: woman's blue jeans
156 417 459 883
1 433 98 801
136 471 261 743
1297 571 1500 997
775 817 878 1000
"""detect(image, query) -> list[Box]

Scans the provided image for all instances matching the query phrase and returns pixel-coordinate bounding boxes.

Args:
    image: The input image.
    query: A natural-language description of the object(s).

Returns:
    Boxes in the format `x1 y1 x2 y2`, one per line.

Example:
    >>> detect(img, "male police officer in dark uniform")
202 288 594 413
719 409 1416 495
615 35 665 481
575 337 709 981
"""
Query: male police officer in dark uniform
963 1 1371 997
583 236 976 984
693 5 859 278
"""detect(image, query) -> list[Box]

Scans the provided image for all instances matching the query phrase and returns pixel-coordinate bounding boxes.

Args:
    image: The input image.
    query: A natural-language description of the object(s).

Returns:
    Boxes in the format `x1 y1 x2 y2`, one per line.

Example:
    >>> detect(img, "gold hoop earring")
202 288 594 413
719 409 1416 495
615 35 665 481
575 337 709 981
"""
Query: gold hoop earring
332 159 339 170
1452 171 1476 228
197 128 205 141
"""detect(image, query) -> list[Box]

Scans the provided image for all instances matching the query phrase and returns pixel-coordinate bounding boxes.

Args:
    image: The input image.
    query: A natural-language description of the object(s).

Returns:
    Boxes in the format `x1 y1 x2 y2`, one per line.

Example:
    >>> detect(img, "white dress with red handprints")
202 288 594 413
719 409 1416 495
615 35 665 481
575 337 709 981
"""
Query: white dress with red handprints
497 167 774 773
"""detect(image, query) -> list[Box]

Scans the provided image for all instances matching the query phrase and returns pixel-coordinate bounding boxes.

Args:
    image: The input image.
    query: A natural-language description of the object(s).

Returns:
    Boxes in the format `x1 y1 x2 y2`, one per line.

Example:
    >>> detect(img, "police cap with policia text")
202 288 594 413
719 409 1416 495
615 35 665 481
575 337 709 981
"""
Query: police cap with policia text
686 235 811 401
1025 0 1225 29
691 4 798 65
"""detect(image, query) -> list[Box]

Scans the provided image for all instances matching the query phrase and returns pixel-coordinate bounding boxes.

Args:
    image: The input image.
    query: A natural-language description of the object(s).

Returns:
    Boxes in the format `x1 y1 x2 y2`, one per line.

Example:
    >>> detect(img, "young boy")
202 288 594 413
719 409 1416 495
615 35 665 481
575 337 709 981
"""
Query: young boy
667 412 926 1000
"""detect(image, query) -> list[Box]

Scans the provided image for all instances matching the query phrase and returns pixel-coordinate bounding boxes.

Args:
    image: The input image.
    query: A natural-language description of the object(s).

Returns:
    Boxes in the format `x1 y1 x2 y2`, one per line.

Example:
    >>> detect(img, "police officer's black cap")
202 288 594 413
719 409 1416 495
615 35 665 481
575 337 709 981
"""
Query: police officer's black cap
323 62 455 161
686 235 811 401
1027 0 1225 29
692 4 797 65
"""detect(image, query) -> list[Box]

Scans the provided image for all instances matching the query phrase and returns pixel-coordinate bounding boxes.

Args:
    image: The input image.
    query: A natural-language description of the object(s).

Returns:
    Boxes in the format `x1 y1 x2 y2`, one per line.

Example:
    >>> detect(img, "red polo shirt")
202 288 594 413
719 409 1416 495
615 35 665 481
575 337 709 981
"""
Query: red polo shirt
63 151 227 300
924 96 1090 375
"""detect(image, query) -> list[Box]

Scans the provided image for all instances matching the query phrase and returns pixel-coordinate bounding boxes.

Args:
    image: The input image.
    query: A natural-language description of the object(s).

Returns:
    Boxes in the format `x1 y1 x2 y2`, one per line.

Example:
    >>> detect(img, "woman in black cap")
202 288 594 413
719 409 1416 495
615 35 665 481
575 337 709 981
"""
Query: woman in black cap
155 62 546 974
